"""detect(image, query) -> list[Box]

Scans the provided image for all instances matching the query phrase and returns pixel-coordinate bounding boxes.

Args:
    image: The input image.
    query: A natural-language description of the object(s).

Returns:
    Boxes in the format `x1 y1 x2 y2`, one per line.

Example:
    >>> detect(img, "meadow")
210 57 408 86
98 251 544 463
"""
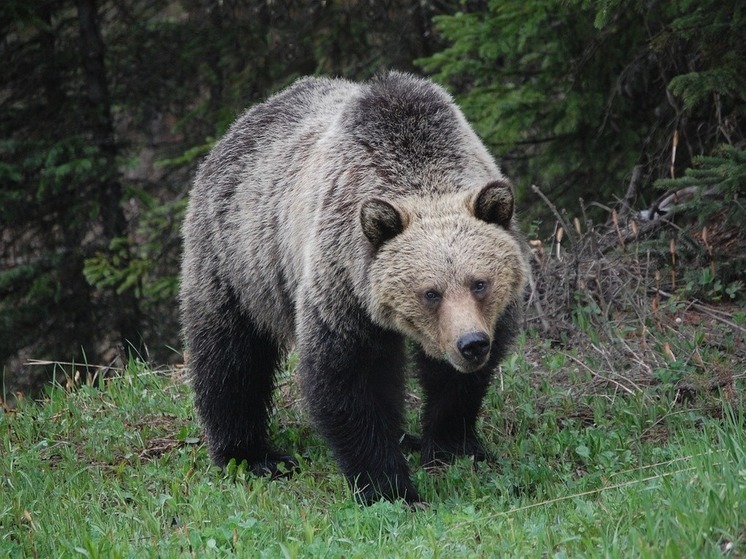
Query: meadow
2 312 744 558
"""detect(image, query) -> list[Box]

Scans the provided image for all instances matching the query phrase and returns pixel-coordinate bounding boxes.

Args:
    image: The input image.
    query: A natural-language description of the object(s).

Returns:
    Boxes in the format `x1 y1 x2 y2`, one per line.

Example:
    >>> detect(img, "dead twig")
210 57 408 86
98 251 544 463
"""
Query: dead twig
526 264 551 333
565 352 637 396
532 184 578 247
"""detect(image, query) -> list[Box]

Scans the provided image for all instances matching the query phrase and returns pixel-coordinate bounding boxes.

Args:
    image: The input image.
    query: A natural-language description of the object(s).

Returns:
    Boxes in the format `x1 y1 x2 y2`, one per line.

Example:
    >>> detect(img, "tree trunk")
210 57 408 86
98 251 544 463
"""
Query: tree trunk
76 0 142 354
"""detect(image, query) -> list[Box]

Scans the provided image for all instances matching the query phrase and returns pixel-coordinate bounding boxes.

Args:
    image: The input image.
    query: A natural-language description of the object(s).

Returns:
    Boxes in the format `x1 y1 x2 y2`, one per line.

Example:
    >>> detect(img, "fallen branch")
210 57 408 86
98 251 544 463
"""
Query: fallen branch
651 288 746 334
619 164 643 219
640 184 721 222
526 263 551 333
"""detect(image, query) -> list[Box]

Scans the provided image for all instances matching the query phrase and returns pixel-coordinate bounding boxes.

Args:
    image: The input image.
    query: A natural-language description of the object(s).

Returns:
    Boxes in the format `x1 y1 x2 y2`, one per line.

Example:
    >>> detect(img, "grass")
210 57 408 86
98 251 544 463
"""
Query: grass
2 319 745 558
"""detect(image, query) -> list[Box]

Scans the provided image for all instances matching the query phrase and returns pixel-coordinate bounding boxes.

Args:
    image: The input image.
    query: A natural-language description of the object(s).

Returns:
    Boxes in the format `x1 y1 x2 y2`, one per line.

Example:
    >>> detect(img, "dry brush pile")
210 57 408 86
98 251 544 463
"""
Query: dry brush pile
522 183 746 411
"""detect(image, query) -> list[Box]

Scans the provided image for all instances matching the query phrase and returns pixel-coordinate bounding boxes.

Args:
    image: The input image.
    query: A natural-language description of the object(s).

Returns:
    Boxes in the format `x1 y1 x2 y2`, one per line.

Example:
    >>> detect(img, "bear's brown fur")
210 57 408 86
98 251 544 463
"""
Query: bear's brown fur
180 72 528 505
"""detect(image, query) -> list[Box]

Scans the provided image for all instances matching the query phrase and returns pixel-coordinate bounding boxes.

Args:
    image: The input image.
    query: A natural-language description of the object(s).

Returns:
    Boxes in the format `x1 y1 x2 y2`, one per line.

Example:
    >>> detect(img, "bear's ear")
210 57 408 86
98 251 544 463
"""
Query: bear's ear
360 198 406 249
473 180 514 228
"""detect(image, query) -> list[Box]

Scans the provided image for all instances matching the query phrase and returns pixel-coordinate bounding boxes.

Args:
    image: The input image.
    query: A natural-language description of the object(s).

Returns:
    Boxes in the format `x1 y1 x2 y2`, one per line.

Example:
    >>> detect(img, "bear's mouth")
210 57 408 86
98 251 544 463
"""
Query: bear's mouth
446 347 490 374
395 315 490 373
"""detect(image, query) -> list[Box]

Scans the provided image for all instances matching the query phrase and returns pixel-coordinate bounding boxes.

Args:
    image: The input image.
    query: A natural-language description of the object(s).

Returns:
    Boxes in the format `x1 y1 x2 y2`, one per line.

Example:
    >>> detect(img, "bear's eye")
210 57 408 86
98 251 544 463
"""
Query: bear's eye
423 289 442 305
471 280 487 294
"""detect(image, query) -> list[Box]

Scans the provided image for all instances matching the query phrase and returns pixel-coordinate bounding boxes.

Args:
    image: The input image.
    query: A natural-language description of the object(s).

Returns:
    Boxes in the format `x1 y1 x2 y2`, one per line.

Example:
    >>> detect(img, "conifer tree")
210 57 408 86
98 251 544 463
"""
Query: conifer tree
420 0 745 220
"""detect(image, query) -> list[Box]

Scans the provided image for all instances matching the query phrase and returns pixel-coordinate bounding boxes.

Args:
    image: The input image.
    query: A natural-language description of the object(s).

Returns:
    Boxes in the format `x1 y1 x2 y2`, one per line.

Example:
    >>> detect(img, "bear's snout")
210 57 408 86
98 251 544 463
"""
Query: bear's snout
457 331 491 363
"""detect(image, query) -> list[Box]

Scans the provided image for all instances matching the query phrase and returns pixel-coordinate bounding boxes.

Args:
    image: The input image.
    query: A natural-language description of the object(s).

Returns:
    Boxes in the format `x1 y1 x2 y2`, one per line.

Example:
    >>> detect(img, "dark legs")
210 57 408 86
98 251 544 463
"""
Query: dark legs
415 304 521 468
185 291 292 476
298 310 420 505
185 286 520 502
415 350 493 467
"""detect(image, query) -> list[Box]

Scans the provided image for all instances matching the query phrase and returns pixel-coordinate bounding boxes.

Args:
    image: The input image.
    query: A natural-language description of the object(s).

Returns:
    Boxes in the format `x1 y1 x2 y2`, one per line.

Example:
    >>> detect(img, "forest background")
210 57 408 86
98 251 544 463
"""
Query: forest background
2 0 745 395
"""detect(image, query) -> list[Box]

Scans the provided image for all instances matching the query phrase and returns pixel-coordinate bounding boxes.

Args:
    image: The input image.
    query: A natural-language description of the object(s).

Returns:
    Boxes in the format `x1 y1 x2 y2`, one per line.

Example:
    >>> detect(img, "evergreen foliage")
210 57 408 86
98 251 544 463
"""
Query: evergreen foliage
1 0 459 392
419 0 745 221
654 146 746 301
655 146 746 205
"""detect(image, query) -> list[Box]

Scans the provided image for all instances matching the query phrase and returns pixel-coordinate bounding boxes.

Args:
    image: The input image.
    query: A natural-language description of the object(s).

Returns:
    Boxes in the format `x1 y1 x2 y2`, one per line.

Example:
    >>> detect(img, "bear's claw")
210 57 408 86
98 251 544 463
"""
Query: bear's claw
250 454 300 479
421 436 493 470
355 477 423 507
216 447 300 480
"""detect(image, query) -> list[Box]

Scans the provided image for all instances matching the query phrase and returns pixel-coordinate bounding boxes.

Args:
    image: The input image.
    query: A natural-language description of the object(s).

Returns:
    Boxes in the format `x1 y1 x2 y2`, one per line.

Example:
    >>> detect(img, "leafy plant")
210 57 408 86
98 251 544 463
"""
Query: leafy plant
84 194 186 303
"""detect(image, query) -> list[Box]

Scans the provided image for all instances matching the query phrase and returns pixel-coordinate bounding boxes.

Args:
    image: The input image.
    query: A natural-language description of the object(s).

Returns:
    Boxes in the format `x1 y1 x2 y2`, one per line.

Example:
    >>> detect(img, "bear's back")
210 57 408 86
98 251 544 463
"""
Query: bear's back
338 73 500 198
183 73 504 348
196 77 356 195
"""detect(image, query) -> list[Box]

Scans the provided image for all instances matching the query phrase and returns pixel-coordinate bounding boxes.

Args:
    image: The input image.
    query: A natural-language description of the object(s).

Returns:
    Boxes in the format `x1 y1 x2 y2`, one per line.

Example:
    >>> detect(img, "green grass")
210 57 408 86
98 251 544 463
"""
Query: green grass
1 337 745 558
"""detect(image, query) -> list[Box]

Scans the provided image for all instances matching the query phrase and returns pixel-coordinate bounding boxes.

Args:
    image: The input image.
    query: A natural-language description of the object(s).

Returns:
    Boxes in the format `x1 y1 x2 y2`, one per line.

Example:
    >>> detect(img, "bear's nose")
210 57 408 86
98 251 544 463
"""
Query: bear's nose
457 332 491 362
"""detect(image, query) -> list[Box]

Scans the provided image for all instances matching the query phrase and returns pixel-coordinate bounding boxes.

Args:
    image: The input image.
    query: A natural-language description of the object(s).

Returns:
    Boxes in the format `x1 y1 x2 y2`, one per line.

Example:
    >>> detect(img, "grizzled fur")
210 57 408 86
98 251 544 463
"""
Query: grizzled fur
180 72 528 505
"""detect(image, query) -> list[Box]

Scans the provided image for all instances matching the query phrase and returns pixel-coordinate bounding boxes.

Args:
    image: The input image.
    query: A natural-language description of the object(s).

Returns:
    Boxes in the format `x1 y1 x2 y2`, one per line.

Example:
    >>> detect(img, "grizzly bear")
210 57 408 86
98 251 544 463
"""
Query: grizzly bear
180 72 528 505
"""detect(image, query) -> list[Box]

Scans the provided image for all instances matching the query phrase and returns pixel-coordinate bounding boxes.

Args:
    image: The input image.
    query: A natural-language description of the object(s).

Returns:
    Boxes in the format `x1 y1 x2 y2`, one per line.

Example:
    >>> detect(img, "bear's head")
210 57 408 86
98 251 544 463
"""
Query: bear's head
361 180 527 373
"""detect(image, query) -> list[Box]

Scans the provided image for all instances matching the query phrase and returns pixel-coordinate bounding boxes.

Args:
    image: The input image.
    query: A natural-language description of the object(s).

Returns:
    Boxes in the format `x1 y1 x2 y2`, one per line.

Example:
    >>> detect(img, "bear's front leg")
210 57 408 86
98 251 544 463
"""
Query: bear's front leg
416 350 494 468
297 312 421 505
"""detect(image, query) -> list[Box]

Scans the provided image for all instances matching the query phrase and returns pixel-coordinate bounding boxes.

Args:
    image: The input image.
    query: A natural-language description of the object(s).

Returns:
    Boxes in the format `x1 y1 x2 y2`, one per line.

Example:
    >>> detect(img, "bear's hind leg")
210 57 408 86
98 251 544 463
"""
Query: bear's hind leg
415 350 493 469
186 297 293 477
